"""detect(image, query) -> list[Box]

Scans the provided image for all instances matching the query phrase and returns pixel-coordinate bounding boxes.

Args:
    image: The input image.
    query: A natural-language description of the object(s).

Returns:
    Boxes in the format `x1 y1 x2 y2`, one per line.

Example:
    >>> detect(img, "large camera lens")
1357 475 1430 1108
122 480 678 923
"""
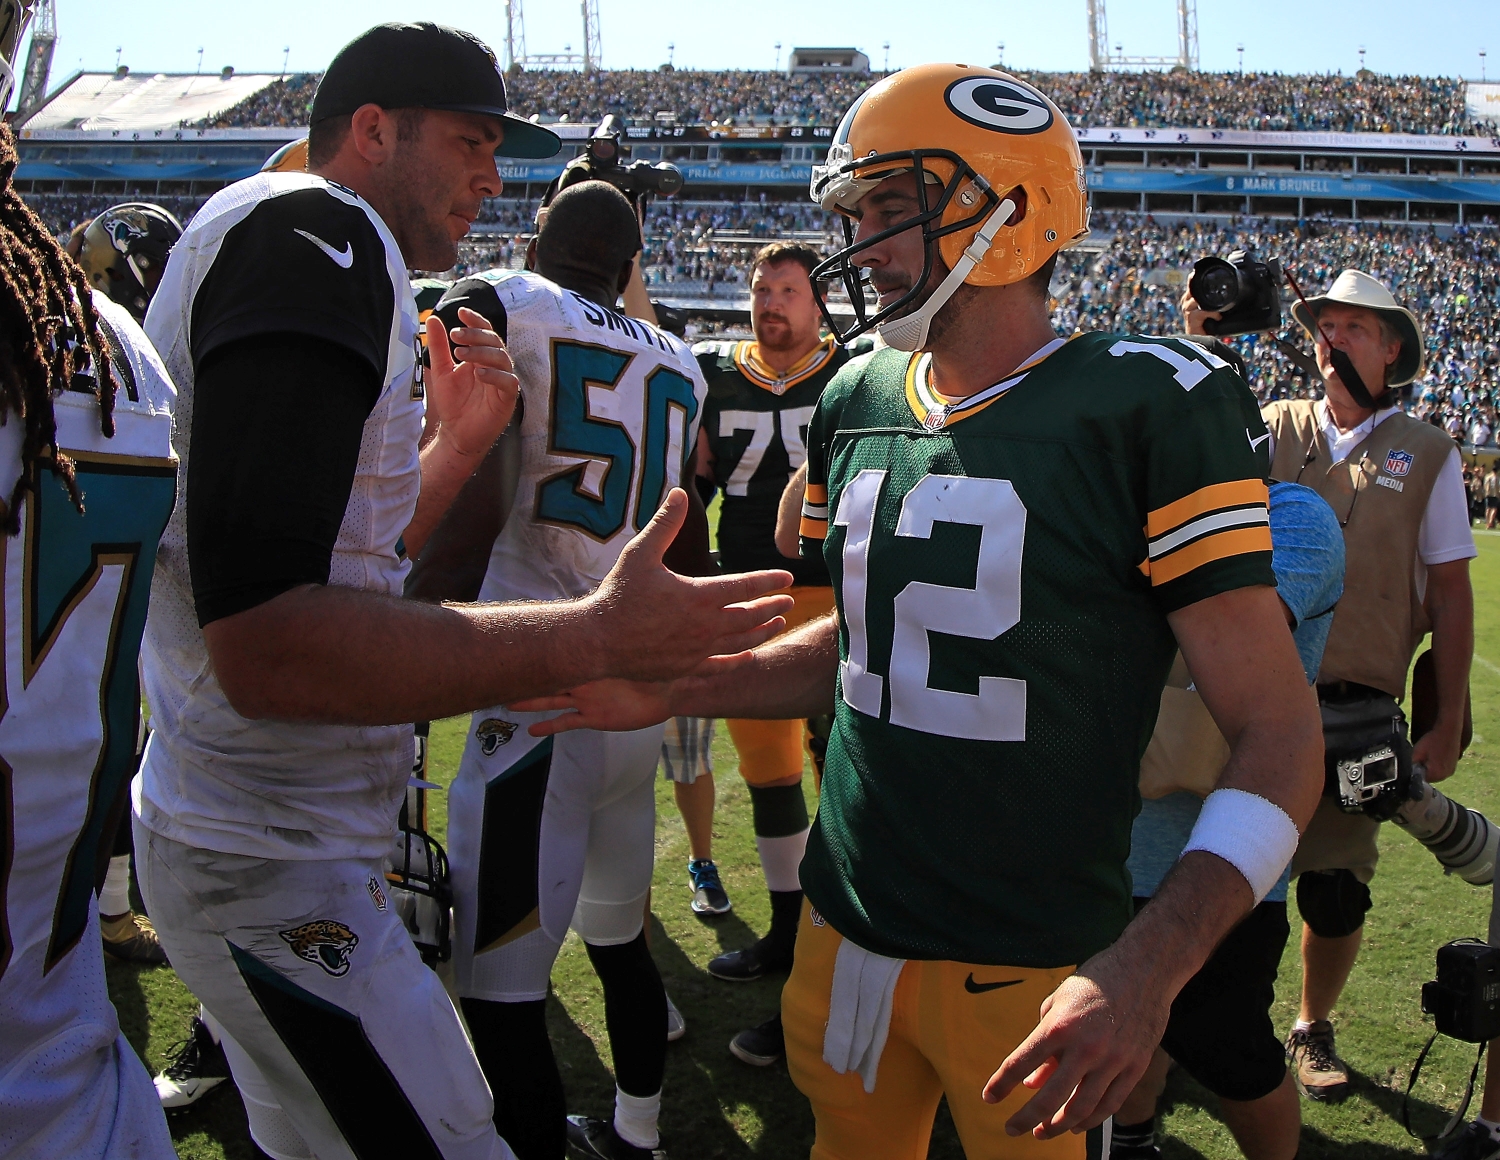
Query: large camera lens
652 162 684 196
1189 257 1241 313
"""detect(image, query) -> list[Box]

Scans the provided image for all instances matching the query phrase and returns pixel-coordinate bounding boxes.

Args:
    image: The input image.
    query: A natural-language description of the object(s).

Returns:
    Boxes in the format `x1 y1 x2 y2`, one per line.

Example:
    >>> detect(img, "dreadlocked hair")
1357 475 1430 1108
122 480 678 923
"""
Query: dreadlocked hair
0 123 115 535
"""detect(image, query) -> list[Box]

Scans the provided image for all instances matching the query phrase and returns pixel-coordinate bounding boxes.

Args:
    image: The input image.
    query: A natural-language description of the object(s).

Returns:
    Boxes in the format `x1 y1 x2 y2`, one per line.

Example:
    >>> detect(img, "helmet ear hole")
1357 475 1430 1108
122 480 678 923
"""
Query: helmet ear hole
1003 187 1027 226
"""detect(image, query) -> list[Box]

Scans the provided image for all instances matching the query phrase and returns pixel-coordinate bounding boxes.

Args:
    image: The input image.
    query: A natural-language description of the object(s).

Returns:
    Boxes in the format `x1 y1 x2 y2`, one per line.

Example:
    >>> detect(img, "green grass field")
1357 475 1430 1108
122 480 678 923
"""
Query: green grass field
109 532 1500 1159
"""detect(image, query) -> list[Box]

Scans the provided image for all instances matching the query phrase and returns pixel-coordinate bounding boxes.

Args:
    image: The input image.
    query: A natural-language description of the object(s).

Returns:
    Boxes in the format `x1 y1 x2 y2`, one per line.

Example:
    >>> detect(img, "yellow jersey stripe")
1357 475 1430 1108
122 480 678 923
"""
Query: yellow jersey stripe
805 483 828 504
733 337 838 393
1147 525 1273 586
1147 479 1268 539
800 516 828 540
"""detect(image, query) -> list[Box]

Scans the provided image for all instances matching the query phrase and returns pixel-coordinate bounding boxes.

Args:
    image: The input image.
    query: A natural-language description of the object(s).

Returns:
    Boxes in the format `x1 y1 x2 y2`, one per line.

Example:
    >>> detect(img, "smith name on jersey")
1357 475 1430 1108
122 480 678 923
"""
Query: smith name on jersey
437 270 706 602
697 336 871 584
138 172 424 863
799 333 1274 969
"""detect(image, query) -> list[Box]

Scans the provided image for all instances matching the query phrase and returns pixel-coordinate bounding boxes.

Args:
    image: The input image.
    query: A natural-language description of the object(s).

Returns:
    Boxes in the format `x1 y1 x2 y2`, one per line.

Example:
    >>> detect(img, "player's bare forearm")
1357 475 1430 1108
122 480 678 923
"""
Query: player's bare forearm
203 583 618 723
405 308 521 556
405 432 499 571
1168 585 1324 830
1417 559 1474 781
673 611 839 718
775 461 808 559
517 611 838 734
407 429 517 604
207 490 794 725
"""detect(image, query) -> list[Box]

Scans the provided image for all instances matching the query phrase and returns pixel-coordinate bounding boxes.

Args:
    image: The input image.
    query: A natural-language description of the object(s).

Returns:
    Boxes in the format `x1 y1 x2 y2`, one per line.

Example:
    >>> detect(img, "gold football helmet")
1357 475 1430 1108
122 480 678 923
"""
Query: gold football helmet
260 138 309 174
810 64 1088 349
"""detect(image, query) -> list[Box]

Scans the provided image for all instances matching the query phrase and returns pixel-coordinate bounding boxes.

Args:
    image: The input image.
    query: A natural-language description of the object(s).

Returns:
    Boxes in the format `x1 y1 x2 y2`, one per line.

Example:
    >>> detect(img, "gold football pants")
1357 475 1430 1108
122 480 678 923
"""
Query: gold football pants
783 903 1085 1160
725 585 836 787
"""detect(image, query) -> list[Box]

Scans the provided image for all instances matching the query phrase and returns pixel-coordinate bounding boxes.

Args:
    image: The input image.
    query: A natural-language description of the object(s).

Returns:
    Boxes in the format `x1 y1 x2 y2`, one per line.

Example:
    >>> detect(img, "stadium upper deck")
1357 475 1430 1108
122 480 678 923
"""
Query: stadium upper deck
13 66 1500 226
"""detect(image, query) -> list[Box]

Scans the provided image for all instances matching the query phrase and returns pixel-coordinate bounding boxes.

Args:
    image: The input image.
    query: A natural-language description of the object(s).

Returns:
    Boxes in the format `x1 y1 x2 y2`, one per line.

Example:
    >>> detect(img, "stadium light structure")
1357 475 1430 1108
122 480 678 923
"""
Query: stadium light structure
506 0 602 72
15 0 55 123
1087 0 1199 72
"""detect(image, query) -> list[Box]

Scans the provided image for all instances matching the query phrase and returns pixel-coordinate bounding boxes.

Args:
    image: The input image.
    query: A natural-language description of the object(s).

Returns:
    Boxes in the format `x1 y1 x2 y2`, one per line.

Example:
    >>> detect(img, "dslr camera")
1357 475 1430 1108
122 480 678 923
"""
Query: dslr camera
1187 250 1283 337
557 114 684 203
1319 692 1413 821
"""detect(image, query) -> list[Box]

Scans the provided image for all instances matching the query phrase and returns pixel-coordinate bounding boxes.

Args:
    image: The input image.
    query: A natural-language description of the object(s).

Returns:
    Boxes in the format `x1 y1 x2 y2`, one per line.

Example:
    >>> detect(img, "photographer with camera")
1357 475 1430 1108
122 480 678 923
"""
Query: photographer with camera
1183 266 1477 1107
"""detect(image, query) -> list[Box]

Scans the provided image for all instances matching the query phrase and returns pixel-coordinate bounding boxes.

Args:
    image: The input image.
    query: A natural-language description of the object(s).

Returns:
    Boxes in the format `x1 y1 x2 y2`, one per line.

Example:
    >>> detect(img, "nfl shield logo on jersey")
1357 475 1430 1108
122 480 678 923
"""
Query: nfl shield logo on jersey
1385 450 1414 477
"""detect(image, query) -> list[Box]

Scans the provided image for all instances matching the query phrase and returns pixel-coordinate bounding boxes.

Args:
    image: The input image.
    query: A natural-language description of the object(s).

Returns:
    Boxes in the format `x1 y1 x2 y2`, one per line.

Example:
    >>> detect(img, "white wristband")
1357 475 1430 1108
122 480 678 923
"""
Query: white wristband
1180 787 1300 905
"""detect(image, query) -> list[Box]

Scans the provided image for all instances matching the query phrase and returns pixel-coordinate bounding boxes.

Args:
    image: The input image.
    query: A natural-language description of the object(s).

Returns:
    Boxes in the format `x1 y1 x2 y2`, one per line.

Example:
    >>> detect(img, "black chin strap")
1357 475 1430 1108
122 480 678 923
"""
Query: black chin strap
1284 269 1379 410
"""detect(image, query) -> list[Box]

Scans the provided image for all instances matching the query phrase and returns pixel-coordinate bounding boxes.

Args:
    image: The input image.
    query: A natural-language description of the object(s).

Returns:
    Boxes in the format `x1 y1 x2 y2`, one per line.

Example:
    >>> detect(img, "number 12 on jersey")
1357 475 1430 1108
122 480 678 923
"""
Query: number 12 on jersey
835 469 1027 742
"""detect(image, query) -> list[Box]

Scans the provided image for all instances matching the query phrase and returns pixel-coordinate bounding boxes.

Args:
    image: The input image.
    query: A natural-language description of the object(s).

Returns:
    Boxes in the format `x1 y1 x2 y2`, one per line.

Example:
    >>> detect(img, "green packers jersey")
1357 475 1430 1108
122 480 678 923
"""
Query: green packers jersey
799 332 1274 968
697 336 873 584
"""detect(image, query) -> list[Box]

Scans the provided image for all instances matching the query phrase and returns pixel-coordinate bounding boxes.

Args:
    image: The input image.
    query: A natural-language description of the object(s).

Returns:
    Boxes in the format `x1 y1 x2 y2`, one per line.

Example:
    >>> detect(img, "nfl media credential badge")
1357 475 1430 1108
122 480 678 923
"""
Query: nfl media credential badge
1385 450 1414 477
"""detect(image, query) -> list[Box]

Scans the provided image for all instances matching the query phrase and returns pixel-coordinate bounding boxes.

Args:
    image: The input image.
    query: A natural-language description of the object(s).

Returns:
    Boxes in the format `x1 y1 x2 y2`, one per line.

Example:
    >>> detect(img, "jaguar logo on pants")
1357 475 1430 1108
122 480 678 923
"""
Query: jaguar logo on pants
477 718 519 755
280 920 360 977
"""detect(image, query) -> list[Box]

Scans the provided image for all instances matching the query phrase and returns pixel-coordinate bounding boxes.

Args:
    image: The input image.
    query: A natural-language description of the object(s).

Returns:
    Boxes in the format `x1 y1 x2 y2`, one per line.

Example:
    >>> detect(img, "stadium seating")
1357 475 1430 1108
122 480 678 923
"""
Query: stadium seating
195 68 1492 136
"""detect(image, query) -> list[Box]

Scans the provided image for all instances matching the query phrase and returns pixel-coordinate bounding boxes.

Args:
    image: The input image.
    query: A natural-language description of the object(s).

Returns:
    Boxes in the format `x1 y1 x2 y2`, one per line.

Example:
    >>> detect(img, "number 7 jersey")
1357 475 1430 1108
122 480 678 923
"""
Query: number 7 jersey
449 271 707 602
798 333 1274 969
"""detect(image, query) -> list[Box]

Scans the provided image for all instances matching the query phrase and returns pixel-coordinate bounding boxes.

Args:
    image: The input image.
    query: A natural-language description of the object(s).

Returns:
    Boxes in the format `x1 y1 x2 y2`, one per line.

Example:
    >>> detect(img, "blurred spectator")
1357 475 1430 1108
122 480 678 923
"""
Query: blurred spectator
196 68 1493 136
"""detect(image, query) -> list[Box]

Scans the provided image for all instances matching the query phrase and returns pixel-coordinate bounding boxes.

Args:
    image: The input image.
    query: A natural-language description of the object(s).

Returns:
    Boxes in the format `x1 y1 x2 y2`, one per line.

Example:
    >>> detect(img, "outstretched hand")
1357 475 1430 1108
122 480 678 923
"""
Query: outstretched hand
426 306 520 458
585 488 793 685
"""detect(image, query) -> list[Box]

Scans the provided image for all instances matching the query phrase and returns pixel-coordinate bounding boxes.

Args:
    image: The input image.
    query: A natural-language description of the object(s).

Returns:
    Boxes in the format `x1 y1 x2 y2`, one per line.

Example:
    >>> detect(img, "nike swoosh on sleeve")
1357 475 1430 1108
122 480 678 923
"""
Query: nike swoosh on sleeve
294 229 354 269
1247 430 1271 451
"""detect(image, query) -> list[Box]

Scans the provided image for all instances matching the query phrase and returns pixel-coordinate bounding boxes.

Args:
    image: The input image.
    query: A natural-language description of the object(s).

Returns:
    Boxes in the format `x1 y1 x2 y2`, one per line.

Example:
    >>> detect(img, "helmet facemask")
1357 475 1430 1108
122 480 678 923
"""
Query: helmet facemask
809 149 1005 350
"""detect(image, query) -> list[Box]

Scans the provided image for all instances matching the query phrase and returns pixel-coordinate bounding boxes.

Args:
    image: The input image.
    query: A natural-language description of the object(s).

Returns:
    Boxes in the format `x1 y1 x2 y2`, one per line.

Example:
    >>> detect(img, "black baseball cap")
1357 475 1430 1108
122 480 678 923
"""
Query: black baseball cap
310 22 561 160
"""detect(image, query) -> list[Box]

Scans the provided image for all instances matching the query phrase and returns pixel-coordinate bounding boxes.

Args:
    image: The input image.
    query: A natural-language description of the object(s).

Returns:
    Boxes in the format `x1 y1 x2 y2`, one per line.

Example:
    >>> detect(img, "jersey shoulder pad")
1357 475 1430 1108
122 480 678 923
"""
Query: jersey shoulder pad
90 290 176 417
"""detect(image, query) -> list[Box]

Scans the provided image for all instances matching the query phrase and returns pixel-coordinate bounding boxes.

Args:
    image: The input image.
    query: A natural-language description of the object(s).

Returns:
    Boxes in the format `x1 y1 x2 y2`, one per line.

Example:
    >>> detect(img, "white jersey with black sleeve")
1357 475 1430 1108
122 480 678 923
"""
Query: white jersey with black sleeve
436 269 706 602
137 171 425 863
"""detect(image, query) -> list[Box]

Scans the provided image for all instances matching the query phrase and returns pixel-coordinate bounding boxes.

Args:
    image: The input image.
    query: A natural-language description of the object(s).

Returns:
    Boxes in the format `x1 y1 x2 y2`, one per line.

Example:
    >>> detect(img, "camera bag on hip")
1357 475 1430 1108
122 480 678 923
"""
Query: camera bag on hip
1319 691 1412 820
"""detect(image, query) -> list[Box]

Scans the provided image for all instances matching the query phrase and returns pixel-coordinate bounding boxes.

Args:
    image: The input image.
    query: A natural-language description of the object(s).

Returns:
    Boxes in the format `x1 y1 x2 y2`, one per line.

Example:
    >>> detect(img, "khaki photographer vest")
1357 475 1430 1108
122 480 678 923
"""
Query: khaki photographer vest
1265 400 1453 700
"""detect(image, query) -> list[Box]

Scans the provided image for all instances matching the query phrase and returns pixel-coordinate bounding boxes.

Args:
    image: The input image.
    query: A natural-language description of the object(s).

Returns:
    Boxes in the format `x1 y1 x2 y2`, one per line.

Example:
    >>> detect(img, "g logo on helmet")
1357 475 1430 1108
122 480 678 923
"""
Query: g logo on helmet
943 77 1054 135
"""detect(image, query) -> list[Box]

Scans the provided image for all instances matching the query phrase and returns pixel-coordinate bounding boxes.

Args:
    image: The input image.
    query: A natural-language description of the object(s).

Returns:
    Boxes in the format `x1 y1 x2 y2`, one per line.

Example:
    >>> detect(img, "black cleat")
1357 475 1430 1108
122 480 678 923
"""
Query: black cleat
565 1115 666 1160
155 1016 230 1110
729 1013 785 1066
707 937 792 982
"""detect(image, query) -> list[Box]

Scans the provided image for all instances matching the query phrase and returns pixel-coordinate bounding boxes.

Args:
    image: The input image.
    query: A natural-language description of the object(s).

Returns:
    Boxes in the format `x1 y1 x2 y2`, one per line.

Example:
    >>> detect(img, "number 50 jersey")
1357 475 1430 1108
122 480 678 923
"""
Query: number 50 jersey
799 333 1274 971
440 270 706 602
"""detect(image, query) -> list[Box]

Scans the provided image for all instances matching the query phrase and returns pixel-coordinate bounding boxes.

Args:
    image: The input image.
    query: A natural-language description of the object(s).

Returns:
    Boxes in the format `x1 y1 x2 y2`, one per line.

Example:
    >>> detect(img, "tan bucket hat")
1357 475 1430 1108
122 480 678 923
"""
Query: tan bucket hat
1290 268 1426 388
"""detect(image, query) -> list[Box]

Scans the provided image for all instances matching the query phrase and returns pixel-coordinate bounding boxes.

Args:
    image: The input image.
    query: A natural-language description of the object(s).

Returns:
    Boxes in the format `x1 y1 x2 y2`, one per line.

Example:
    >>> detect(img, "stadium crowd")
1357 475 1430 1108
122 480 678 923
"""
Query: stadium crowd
25 182 1498 448
197 67 1497 135
1053 213 1500 442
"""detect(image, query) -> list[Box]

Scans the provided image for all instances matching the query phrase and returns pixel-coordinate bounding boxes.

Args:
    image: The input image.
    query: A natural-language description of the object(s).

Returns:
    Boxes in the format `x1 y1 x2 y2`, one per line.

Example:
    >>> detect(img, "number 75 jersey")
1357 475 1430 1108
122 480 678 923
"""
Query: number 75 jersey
452 271 706 603
797 333 1274 970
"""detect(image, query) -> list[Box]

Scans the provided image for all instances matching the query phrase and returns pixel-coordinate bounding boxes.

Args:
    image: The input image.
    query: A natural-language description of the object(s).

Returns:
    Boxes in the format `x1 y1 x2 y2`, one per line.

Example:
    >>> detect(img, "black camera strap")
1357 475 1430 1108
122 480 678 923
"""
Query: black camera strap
1402 1033 1487 1143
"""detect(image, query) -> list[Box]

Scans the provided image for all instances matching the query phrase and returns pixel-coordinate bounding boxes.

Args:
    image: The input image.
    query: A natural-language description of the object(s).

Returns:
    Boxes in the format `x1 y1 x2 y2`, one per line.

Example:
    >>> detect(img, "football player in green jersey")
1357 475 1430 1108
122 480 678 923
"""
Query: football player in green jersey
516 64 1322 1160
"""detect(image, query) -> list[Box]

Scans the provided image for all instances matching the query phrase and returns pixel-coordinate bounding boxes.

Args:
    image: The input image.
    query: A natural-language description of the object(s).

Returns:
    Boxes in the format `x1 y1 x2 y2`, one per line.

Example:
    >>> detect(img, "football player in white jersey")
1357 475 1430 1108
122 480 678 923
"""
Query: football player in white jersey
425 180 710 1160
134 24 791 1160
0 4 178 1148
